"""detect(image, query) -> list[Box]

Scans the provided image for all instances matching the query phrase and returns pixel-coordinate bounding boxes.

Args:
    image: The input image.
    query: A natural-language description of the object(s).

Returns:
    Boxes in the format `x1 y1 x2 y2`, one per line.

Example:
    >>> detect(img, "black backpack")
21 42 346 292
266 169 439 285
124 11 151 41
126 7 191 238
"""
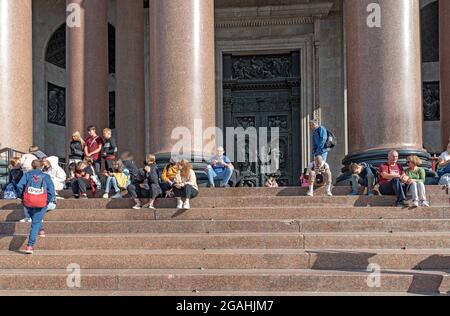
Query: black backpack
325 130 337 149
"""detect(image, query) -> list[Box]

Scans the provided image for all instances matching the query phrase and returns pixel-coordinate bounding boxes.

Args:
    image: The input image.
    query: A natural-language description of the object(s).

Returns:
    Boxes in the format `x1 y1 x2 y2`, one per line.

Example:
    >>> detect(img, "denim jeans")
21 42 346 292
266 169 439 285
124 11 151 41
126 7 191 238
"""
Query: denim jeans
105 177 120 194
26 207 47 247
408 182 427 202
23 206 30 220
350 167 375 193
207 166 233 187
379 178 407 203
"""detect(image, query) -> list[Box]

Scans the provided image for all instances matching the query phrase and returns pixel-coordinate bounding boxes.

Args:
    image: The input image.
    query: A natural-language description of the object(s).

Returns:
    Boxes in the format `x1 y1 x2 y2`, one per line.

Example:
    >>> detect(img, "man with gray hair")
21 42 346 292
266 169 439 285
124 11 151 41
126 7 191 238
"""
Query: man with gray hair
378 150 408 207
309 120 331 162
207 147 234 188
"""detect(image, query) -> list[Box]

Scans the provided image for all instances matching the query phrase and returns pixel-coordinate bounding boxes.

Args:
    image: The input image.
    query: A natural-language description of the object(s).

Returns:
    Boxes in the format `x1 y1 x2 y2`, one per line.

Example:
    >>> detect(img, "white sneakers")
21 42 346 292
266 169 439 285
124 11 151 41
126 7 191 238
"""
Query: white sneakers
412 200 420 208
102 193 109 199
177 198 191 210
306 186 333 197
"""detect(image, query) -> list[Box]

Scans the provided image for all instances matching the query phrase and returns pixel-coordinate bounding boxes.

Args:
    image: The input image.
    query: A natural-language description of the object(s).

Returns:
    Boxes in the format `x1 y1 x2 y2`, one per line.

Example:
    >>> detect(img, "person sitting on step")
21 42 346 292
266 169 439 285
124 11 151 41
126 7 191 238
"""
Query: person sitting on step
405 155 430 208
71 160 95 199
128 154 162 210
103 160 130 199
378 150 408 207
306 155 333 197
43 156 67 200
207 147 234 188
160 158 179 197
437 143 450 179
173 160 199 210
348 162 376 196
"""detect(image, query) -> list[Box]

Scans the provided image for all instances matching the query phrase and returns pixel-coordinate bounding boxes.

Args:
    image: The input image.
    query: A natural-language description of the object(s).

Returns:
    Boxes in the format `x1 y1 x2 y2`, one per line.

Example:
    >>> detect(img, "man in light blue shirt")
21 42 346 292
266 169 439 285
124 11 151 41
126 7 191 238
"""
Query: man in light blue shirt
207 147 234 188
310 120 330 162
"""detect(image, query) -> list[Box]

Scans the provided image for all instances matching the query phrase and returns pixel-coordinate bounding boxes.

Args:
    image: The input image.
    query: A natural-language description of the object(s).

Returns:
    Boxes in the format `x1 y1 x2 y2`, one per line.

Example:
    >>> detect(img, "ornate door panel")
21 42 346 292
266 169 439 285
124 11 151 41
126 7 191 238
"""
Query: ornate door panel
223 52 301 186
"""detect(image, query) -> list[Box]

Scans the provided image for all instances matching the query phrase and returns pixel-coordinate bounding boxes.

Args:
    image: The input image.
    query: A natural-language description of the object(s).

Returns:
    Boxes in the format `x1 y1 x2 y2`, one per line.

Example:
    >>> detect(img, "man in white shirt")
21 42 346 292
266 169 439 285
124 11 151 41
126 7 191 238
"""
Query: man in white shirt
437 143 450 178
306 155 333 197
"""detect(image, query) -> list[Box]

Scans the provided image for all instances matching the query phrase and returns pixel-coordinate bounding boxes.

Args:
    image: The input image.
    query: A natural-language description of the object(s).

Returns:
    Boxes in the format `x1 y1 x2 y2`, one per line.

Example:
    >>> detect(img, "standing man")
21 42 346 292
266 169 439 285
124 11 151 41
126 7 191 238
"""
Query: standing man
84 126 104 174
310 120 331 162
207 147 234 188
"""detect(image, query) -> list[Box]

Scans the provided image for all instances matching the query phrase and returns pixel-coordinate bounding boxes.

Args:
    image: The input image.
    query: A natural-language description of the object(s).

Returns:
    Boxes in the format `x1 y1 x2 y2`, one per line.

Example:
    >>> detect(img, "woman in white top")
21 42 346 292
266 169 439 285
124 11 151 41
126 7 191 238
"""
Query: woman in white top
173 160 199 210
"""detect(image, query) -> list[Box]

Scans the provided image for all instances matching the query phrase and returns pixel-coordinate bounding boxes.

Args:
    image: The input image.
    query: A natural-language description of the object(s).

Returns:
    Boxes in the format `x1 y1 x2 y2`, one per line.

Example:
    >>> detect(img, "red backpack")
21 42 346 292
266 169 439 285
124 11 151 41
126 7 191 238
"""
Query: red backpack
23 174 48 209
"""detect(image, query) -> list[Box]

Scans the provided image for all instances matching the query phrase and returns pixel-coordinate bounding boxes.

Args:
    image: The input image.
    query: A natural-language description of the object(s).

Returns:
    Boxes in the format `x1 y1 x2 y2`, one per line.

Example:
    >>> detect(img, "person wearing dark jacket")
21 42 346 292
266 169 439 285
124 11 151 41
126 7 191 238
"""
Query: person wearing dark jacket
128 154 162 209
102 128 117 172
69 131 85 177
16 160 55 255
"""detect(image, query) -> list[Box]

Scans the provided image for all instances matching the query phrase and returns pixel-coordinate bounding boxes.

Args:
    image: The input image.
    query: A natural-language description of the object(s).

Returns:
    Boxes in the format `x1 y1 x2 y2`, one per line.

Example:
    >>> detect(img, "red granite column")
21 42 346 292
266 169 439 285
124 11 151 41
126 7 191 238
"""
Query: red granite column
116 0 146 162
0 0 33 152
440 0 450 148
149 0 216 158
342 0 428 170
66 0 109 141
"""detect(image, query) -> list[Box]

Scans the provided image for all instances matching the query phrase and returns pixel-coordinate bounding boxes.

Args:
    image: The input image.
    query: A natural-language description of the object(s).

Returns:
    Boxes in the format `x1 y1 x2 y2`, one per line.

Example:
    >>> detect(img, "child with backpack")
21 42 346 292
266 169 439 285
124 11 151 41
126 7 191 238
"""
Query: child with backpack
3 157 24 200
16 159 55 254
103 160 130 199
348 162 377 196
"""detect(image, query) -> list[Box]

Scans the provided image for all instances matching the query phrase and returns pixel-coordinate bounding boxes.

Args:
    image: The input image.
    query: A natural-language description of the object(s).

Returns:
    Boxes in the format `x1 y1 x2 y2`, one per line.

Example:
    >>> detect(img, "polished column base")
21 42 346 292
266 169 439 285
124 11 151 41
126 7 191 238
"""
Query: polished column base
337 149 436 185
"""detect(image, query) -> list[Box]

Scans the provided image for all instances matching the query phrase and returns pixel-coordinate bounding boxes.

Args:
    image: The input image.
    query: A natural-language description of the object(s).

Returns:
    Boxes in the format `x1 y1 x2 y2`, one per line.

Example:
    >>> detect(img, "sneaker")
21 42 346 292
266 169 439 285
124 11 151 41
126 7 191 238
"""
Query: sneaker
348 191 359 196
112 193 122 199
306 190 314 197
56 196 65 200
183 200 191 210
177 199 184 209
148 204 155 209
396 200 409 207
102 193 109 199
132 204 142 210
38 230 46 238
412 200 419 208
421 201 430 208
20 218 32 223
25 246 34 255
368 191 375 197
73 194 80 199
326 190 333 197
81 194 88 200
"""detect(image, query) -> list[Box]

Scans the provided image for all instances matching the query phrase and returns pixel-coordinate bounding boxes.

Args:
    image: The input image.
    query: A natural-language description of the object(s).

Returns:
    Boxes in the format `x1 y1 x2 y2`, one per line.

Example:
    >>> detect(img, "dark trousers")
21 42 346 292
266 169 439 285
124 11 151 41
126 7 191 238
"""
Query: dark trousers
128 183 161 200
173 185 199 199
72 178 90 195
160 182 174 194
379 178 407 202
104 159 115 173
93 160 102 174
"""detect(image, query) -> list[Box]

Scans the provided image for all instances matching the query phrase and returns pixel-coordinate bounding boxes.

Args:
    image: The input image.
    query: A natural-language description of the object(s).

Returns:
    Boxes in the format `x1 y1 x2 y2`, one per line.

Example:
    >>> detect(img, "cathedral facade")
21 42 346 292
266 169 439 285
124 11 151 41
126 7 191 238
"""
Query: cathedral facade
0 0 448 185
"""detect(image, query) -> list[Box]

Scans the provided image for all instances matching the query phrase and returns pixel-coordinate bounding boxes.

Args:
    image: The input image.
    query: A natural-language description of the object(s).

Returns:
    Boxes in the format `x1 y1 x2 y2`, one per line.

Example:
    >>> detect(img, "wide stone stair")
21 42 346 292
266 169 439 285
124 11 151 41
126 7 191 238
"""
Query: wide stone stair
0 187 449 296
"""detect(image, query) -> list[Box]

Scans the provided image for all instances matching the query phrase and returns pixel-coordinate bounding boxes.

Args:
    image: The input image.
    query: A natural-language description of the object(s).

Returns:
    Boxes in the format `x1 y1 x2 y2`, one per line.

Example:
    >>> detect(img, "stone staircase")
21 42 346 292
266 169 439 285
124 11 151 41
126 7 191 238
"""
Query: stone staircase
0 187 449 296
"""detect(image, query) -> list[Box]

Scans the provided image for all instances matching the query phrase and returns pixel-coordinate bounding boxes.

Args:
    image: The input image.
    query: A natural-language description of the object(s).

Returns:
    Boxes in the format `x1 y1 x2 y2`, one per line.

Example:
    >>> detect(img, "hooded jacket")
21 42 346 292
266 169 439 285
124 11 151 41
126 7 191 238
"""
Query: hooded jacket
45 156 67 191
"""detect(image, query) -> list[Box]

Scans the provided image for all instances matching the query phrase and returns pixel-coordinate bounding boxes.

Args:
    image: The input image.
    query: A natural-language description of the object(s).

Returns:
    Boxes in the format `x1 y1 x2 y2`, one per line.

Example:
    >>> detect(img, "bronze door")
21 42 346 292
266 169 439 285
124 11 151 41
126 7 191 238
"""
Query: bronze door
223 52 301 186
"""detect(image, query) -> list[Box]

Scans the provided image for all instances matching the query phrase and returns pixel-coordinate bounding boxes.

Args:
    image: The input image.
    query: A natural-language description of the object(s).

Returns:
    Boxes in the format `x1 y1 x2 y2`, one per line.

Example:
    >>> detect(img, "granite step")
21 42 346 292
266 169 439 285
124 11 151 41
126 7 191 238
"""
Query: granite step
1 206 449 222
2 219 450 235
57 186 449 198
0 269 448 293
2 232 450 251
1 195 448 210
0 233 305 251
0 249 449 270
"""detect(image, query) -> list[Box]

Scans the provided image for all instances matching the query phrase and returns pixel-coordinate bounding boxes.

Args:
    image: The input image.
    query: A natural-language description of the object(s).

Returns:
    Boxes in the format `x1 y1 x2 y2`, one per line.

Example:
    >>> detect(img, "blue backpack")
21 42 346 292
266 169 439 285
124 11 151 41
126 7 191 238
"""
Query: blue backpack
3 183 18 200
